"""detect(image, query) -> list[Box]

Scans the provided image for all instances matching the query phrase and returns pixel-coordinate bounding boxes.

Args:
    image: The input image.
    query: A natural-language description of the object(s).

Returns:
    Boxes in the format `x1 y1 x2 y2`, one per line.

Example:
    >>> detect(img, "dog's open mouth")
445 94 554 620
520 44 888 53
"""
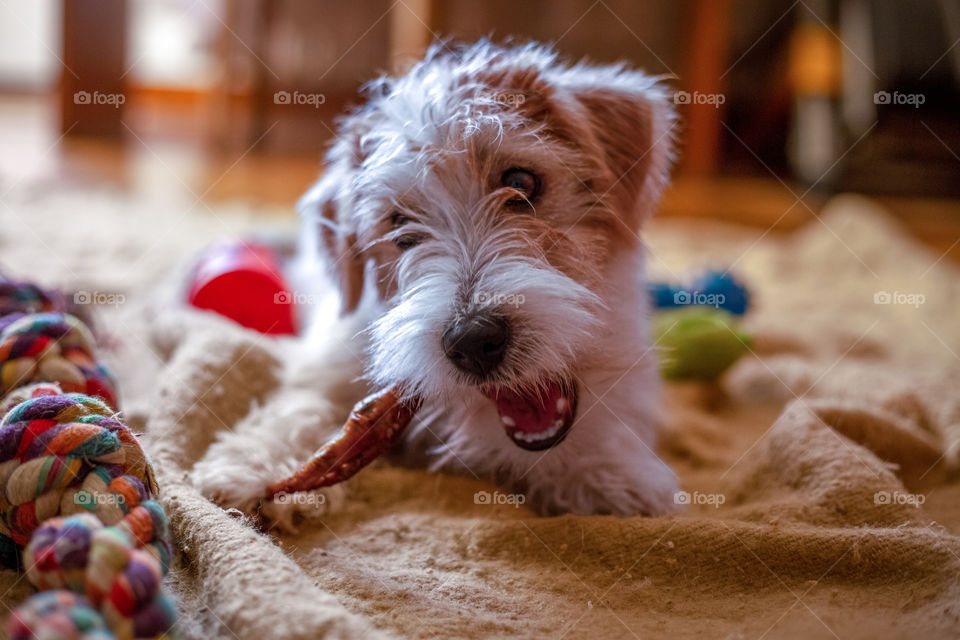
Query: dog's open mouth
482 380 577 451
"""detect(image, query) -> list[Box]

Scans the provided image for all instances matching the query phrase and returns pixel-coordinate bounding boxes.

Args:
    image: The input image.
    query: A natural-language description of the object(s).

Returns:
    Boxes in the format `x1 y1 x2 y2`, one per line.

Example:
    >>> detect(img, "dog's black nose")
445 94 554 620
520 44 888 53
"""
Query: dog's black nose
442 314 510 379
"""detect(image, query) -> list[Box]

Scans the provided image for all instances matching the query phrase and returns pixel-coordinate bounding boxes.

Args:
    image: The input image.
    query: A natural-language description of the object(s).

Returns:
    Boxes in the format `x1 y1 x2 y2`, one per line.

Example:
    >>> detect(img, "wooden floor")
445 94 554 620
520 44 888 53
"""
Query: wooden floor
1 93 958 263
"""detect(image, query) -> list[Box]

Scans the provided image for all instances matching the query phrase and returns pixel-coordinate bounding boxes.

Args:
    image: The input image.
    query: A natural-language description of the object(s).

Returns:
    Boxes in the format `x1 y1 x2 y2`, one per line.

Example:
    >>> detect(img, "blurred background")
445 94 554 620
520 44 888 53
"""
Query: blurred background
0 0 959 260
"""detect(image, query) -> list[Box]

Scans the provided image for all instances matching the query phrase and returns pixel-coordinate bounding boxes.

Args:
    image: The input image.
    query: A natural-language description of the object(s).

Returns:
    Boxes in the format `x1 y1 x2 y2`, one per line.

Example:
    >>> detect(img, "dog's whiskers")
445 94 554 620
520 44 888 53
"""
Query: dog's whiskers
282 39 679 517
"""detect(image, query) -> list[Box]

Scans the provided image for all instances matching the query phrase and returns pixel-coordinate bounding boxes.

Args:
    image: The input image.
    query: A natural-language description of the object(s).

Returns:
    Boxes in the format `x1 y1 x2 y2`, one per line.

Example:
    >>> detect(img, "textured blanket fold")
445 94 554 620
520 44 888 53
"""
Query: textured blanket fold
2 191 959 639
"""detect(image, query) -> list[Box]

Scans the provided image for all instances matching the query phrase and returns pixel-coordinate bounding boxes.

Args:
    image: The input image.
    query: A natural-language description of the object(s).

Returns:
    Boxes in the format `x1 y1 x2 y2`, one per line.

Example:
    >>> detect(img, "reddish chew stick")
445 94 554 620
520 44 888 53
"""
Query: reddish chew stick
265 386 420 498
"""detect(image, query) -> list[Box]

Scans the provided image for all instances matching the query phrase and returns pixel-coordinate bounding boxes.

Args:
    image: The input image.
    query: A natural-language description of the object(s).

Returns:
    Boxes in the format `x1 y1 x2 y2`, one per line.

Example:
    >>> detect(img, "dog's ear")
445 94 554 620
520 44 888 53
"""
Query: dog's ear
560 69 677 232
297 142 366 314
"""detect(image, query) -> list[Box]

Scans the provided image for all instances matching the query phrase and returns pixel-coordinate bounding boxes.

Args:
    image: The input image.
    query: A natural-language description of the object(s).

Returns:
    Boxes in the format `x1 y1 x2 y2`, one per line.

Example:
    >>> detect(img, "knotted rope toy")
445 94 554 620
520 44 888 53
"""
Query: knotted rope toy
0 393 155 547
0 274 176 639
5 590 113 639
0 277 65 318
22 512 173 639
0 312 118 409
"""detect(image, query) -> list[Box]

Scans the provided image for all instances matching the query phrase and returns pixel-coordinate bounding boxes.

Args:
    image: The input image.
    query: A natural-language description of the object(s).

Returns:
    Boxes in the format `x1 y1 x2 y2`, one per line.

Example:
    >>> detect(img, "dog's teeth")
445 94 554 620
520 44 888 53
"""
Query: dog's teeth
501 415 516 427
514 422 564 443
556 398 567 413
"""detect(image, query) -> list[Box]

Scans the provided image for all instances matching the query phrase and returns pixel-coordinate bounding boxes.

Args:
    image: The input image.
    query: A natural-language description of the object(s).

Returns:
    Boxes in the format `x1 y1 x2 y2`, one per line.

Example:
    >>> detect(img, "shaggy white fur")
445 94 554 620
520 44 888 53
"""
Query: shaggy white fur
194 40 680 523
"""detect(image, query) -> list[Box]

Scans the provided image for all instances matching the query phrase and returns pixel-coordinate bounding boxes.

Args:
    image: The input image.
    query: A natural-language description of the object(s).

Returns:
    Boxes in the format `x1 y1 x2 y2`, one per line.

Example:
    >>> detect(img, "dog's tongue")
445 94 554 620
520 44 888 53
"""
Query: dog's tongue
483 380 576 451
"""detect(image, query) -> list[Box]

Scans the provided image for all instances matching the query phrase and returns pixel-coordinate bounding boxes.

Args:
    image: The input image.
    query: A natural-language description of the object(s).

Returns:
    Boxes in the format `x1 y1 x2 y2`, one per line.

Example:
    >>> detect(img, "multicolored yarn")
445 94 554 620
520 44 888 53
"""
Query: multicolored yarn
0 382 63 421
0 393 155 547
0 276 65 318
0 274 176 639
23 513 174 639
5 590 113 639
0 312 118 409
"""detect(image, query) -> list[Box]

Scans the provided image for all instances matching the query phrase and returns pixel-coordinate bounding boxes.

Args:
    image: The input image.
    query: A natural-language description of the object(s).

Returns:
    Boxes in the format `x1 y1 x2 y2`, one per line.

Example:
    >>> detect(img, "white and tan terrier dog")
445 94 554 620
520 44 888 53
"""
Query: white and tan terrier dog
196 41 679 522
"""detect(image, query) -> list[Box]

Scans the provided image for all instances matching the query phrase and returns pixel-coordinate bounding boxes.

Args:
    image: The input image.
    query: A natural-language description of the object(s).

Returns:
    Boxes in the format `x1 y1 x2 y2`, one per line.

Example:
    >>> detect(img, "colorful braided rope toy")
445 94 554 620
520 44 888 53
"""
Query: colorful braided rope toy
0 279 64 318
4 591 113 639
0 275 176 639
0 312 118 409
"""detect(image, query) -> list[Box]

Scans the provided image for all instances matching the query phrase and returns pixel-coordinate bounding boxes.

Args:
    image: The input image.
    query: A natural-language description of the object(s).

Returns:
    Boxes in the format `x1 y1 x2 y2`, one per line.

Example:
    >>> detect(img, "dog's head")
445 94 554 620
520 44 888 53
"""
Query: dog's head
300 41 675 451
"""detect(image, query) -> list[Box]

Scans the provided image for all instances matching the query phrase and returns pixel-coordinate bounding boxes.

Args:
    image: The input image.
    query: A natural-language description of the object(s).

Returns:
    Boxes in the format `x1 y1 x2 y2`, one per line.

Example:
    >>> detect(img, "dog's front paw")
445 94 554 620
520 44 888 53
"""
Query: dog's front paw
258 487 345 534
192 446 346 533
529 454 679 517
192 452 272 514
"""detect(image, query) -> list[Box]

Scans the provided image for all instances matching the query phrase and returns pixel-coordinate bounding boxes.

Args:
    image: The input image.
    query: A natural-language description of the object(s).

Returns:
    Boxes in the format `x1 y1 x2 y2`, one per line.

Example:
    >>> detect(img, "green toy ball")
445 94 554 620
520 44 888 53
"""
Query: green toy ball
653 308 752 380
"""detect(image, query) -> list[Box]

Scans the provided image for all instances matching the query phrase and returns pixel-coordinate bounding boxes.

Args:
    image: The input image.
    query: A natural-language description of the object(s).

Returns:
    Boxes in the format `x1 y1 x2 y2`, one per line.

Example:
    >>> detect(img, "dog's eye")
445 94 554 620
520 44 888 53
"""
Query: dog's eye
389 211 421 250
394 234 421 251
501 168 541 202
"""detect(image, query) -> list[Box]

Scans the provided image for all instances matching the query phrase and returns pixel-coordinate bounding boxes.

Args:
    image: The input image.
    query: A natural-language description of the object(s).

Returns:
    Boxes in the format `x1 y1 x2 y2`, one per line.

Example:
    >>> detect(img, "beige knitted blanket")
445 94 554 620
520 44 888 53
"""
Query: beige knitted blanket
1 190 958 639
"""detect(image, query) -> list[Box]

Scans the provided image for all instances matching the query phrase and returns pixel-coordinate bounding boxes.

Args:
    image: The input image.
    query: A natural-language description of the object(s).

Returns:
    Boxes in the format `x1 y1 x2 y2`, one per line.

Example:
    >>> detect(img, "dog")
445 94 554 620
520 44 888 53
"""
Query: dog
194 41 679 525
